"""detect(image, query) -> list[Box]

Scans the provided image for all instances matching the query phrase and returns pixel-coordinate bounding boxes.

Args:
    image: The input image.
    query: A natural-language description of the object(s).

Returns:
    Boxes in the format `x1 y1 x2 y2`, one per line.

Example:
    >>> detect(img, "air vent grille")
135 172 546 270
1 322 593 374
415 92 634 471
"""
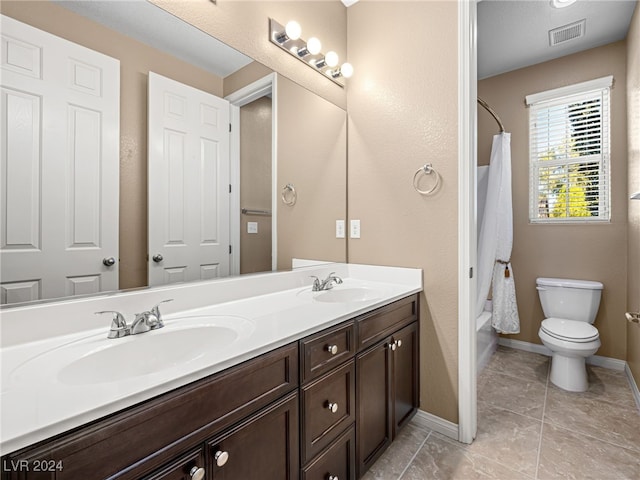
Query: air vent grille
549 19 586 46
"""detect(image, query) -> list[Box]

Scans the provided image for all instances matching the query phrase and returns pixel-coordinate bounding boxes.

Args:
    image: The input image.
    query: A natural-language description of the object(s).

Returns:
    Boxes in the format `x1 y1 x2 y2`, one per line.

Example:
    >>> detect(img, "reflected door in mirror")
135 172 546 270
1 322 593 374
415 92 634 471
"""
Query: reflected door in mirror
148 72 230 286
0 16 120 304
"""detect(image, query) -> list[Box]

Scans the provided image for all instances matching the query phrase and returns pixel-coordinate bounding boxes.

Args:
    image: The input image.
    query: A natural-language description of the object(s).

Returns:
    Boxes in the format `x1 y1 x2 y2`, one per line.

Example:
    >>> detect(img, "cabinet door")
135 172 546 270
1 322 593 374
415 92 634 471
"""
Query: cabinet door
356 339 392 477
207 392 299 480
143 448 206 480
392 322 419 437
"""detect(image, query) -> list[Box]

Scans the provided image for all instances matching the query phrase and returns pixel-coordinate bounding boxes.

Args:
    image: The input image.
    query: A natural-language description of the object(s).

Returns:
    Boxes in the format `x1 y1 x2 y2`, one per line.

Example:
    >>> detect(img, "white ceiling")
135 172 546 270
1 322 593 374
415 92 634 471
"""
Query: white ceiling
53 0 252 78
478 0 638 79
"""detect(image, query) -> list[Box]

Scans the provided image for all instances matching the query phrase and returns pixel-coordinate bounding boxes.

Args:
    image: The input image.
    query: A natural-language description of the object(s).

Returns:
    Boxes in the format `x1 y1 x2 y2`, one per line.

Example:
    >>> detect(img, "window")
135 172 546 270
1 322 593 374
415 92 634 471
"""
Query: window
526 76 612 223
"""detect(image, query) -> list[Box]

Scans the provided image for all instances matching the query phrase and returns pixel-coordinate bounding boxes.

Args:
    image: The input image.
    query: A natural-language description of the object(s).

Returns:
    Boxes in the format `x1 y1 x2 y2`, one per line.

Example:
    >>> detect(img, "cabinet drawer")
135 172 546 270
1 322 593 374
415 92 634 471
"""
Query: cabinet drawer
143 448 205 480
300 321 355 383
301 360 355 464
4 343 298 480
357 295 418 351
301 426 355 480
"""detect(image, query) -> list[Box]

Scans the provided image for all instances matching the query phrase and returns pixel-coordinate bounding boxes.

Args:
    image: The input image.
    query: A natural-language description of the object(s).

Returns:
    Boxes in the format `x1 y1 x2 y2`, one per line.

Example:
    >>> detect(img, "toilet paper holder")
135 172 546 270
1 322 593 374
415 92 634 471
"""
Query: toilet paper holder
626 312 640 325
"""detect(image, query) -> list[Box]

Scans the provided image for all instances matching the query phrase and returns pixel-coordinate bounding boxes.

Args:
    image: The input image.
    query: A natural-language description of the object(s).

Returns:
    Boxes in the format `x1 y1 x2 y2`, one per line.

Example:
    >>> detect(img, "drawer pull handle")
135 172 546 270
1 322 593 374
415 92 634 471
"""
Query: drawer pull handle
327 401 339 413
215 450 230 467
328 476 339 480
189 466 205 480
326 344 338 355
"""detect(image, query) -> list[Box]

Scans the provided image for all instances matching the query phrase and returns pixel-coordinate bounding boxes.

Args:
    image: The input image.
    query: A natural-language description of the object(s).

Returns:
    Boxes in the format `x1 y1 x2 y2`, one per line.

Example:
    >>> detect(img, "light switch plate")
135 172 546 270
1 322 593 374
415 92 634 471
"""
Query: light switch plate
336 220 345 238
247 222 258 234
350 219 361 238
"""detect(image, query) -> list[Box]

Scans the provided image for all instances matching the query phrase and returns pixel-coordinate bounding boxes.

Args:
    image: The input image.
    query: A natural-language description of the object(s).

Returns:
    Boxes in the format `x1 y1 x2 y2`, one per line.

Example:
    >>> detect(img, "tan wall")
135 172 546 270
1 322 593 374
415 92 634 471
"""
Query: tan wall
240 97 273 274
276 76 347 269
224 61 274 97
151 0 347 110
347 1 460 423
627 6 640 384
478 42 629 359
0 0 225 290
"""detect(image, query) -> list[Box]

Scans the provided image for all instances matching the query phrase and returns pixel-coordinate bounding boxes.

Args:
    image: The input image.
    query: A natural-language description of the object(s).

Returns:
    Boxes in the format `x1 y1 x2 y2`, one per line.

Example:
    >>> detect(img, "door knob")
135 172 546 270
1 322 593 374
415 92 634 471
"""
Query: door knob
152 254 163 263
189 466 205 480
102 257 116 267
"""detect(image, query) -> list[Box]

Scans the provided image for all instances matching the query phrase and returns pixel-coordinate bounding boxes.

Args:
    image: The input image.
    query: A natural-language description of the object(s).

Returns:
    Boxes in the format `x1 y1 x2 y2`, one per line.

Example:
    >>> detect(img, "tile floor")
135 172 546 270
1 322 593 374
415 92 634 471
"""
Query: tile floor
362 346 640 480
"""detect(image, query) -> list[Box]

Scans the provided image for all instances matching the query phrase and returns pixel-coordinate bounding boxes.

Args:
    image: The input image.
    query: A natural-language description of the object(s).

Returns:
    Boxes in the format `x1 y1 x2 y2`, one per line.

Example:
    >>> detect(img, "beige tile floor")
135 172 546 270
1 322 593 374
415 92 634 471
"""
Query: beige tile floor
362 346 640 480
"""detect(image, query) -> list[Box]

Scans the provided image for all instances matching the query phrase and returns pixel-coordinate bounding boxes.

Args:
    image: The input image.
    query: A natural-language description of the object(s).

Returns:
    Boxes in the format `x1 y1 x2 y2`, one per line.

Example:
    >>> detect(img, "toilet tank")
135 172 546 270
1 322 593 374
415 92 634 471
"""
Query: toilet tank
536 277 603 323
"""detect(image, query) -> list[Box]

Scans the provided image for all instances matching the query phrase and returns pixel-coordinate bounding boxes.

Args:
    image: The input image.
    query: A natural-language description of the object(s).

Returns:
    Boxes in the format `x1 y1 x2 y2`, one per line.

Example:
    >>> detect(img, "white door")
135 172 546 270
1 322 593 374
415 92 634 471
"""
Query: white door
148 73 230 286
0 15 120 305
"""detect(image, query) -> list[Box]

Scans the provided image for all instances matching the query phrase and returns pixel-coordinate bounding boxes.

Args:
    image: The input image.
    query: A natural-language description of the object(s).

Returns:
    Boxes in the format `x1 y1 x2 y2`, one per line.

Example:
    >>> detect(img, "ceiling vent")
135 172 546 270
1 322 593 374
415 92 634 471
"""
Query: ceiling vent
549 19 586 46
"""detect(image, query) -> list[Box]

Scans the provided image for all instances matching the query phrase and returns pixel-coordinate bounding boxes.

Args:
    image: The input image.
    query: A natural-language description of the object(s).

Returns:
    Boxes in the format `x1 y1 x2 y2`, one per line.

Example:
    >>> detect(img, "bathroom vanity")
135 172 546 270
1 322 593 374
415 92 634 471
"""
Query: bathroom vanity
0 264 421 479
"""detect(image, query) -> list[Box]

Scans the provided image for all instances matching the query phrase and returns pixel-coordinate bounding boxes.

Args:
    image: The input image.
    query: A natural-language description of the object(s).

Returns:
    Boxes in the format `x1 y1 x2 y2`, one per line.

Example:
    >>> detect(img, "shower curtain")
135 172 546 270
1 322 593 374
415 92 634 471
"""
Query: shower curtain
476 133 520 334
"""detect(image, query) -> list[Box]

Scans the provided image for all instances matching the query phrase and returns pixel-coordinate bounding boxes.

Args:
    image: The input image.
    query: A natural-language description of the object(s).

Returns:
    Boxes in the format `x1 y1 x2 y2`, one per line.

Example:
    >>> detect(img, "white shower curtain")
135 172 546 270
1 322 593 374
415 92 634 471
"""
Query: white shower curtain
476 133 520 334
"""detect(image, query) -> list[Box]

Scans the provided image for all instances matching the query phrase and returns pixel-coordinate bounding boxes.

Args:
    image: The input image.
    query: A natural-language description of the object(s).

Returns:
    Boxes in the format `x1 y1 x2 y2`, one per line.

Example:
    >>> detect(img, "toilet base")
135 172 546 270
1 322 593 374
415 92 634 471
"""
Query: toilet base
549 354 588 392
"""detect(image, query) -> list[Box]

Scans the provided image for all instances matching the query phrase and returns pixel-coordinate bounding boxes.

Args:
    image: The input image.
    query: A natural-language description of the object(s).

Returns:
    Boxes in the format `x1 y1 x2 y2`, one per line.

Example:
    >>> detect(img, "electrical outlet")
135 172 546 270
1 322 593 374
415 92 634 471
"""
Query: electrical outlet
350 219 361 239
336 220 345 238
247 222 258 234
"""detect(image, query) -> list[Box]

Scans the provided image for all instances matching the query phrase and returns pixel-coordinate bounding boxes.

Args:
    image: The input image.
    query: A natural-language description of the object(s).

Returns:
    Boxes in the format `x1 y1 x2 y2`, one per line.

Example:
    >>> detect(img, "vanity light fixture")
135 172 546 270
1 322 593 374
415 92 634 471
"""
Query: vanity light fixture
269 18 353 87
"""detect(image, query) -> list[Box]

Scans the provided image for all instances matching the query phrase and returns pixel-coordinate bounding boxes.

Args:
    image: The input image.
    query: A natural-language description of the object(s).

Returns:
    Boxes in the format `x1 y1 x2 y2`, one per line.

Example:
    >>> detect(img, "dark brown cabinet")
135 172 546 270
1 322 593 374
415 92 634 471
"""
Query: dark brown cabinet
2 294 419 480
356 299 419 477
205 392 299 480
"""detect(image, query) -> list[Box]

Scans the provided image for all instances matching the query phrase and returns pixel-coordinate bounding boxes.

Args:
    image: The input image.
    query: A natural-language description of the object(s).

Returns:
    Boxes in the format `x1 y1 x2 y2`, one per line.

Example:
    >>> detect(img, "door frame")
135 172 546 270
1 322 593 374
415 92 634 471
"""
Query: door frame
225 73 278 276
458 0 478 444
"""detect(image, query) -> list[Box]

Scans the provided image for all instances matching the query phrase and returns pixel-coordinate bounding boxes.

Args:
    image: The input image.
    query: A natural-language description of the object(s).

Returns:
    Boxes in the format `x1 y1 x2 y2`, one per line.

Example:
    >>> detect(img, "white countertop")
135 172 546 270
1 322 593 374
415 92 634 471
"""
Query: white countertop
0 263 422 455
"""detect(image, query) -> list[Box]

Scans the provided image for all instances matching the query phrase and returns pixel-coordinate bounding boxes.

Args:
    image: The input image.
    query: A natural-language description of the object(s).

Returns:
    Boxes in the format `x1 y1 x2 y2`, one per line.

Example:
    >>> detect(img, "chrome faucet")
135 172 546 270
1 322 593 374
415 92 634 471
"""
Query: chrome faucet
311 272 343 292
96 299 173 339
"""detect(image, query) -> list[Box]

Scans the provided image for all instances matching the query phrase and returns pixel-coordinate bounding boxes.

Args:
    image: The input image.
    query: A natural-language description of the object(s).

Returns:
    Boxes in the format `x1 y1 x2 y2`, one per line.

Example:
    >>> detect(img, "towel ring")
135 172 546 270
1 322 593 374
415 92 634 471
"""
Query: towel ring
281 183 297 206
413 164 441 195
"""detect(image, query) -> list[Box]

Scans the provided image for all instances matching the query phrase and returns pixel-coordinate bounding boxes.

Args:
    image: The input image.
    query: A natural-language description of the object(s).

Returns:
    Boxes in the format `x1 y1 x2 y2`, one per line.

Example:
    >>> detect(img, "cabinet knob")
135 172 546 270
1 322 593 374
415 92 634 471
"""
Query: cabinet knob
327 401 339 413
326 344 338 355
396 339 402 348
214 450 229 467
328 476 339 480
388 342 397 351
189 466 205 480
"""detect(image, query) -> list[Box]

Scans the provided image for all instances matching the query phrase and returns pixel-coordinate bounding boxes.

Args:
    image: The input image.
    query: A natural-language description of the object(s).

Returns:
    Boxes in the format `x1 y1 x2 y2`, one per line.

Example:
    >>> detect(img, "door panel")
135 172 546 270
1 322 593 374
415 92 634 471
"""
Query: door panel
148 72 230 286
0 15 120 304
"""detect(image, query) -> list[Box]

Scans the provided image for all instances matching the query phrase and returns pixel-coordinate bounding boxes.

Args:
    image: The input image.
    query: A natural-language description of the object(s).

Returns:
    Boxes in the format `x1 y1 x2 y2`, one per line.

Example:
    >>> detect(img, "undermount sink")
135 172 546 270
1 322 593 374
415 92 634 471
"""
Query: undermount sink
298 286 382 304
10 315 254 386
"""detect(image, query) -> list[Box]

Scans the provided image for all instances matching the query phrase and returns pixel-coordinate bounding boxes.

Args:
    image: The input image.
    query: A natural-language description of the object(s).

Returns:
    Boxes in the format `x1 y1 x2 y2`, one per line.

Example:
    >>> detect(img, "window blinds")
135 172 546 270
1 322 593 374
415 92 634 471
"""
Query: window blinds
528 81 611 223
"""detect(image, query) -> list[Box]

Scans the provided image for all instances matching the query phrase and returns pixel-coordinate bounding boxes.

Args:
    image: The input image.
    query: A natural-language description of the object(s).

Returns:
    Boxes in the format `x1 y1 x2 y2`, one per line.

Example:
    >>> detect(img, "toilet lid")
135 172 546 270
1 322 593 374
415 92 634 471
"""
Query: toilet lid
541 318 599 342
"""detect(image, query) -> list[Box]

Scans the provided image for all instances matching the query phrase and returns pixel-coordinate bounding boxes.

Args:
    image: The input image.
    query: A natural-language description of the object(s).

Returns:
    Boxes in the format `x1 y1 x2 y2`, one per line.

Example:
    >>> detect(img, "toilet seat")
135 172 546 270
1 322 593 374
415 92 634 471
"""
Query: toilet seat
540 318 599 343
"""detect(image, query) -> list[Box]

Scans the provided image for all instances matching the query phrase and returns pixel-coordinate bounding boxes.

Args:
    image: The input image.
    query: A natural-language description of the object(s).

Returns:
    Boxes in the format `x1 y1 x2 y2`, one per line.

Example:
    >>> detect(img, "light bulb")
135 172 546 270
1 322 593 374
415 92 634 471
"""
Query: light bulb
285 21 301 40
307 37 322 55
325 51 339 68
340 62 354 78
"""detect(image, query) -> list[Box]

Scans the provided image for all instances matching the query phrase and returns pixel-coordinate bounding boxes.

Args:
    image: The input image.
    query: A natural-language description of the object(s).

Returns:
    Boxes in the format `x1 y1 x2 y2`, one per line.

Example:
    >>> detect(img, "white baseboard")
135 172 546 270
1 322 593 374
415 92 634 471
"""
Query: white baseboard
625 364 640 413
497 337 626 371
414 409 459 441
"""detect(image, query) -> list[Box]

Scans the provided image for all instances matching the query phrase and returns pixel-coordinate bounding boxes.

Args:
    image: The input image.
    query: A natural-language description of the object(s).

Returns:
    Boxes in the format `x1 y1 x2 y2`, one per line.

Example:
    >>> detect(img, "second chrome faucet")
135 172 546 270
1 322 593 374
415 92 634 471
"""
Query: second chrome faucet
96 299 173 339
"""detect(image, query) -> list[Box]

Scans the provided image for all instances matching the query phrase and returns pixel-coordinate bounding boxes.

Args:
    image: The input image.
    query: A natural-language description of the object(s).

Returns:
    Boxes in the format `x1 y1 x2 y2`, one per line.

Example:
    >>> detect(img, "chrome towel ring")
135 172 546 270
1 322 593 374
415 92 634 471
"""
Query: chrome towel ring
281 183 297 206
413 164 441 195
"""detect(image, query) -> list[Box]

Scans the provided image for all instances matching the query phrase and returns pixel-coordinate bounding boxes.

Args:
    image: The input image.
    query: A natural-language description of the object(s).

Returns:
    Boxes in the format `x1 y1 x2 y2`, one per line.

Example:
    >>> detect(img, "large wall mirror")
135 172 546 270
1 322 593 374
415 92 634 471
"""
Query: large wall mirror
0 0 347 306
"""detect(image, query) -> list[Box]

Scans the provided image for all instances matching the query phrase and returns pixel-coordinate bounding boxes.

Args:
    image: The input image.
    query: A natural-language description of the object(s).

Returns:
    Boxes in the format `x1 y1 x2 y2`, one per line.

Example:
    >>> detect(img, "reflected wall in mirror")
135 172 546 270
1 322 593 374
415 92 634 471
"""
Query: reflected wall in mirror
0 0 346 306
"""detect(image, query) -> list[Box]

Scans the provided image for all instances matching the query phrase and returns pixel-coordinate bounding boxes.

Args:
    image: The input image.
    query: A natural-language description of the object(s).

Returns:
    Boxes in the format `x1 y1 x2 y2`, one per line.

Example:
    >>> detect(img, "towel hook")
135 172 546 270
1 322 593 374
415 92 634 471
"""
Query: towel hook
413 164 441 195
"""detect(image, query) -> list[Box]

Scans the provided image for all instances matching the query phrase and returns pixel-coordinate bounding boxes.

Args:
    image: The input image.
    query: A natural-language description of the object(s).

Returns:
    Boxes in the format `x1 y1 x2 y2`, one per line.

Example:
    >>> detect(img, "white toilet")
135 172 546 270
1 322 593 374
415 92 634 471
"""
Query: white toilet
536 277 603 392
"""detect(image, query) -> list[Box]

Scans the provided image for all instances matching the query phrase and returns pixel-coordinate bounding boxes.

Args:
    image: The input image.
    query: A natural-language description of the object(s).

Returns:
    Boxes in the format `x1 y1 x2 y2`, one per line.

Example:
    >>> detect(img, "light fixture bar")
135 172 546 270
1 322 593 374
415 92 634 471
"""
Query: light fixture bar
269 18 349 88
